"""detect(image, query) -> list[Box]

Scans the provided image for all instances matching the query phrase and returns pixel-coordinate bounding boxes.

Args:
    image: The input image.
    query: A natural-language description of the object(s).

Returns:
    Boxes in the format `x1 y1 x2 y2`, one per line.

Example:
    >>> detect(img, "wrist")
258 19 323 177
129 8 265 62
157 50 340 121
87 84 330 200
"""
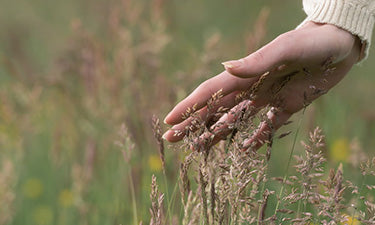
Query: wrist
299 0 374 62
302 21 362 62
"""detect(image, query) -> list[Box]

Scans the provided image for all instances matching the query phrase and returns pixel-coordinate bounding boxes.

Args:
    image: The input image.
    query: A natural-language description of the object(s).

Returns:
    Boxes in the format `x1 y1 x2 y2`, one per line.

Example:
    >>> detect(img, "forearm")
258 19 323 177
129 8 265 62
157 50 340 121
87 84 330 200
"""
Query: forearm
300 0 375 61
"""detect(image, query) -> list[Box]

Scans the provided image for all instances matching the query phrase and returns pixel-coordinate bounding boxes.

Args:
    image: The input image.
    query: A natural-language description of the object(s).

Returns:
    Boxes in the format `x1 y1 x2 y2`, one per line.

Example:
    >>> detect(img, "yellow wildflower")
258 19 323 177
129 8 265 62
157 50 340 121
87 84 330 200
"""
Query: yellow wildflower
58 189 74 208
341 214 360 225
22 178 43 199
33 205 53 225
148 154 162 172
330 138 350 162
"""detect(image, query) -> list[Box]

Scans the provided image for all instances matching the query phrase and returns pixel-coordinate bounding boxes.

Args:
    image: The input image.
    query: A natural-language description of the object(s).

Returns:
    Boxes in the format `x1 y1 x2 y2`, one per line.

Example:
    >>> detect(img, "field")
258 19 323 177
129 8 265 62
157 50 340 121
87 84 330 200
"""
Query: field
1 0 375 224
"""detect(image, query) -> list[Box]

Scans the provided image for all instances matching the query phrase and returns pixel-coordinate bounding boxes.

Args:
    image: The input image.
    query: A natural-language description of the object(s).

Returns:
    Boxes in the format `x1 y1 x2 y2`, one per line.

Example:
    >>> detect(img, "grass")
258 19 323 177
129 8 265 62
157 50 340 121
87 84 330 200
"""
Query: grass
153 107 375 224
1 0 375 224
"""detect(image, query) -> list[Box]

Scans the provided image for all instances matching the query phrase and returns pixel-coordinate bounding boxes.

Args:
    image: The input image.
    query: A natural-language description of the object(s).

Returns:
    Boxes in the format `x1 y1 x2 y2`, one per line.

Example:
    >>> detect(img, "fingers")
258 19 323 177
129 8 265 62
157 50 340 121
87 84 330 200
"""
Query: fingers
162 91 240 142
164 71 255 125
162 116 196 142
242 108 292 151
222 31 301 78
193 100 260 151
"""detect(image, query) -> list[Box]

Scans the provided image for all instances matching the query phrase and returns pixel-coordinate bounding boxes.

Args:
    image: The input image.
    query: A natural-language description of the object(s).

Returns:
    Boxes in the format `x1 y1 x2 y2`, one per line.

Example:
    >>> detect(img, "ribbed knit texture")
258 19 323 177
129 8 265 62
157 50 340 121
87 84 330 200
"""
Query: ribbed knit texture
300 0 375 61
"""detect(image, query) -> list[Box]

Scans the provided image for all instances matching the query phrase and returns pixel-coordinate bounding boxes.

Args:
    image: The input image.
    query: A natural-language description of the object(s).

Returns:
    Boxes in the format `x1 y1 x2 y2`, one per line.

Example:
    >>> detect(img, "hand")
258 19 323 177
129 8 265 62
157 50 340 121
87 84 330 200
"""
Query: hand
163 22 361 151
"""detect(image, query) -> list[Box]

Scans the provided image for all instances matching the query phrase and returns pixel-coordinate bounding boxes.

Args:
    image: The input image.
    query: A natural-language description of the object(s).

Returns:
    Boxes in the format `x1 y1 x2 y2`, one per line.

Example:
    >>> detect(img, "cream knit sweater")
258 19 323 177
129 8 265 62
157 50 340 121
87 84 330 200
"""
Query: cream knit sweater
301 0 375 59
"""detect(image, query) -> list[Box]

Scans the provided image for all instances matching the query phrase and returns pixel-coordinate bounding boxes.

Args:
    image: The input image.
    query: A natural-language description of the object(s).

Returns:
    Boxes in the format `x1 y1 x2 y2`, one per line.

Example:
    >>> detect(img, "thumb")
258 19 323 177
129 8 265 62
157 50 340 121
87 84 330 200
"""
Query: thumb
222 32 300 78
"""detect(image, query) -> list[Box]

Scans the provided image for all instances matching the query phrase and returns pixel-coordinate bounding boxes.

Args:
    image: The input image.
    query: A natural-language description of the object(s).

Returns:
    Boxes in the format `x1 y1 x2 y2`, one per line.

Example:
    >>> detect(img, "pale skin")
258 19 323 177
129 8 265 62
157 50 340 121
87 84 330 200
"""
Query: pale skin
163 21 362 150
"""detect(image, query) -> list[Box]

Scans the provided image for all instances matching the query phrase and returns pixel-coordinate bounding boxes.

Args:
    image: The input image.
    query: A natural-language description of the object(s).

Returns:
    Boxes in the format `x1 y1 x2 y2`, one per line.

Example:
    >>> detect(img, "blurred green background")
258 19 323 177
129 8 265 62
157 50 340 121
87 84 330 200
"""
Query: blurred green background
0 0 374 224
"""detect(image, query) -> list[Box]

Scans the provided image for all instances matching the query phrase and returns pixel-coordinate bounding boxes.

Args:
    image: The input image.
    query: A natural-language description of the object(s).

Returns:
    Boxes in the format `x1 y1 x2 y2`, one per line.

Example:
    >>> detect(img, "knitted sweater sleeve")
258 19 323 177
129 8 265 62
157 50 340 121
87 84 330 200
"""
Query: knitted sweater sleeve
300 0 375 60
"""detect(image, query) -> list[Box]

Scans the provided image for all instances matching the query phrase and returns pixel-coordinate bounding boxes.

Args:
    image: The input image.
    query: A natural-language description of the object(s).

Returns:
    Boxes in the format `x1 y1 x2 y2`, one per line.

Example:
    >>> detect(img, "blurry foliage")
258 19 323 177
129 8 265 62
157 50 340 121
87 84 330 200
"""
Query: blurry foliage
0 0 374 224
0 0 229 223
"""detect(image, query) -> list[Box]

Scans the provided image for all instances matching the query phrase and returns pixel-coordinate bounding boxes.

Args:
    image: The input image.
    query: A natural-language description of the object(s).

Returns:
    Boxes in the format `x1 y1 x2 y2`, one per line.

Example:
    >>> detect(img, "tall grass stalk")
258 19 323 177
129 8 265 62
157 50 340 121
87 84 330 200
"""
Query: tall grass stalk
162 170 172 223
296 187 305 218
257 141 272 225
350 167 367 224
274 107 306 219
128 169 138 225
166 175 180 218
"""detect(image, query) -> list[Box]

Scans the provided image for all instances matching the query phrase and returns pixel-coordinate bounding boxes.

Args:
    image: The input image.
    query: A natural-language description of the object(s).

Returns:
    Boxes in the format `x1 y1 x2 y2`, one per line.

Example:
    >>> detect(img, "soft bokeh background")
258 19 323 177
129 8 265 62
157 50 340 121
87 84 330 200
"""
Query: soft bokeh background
0 0 374 224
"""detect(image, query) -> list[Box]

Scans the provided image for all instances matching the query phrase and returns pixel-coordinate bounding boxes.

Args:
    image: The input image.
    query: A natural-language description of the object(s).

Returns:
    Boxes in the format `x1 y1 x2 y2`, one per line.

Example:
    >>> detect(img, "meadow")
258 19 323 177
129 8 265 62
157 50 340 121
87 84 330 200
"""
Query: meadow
1 0 375 224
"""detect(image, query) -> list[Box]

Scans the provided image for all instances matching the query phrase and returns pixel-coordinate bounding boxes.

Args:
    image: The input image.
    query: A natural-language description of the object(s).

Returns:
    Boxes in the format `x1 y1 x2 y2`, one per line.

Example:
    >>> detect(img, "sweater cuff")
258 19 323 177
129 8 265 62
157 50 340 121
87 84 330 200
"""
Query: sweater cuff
298 0 374 61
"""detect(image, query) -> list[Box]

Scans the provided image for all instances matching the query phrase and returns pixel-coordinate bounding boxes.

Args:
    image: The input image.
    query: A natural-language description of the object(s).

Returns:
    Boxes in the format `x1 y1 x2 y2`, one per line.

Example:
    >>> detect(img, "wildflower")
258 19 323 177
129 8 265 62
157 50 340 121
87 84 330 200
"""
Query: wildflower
342 214 360 225
148 155 162 172
115 123 135 163
22 178 43 199
149 175 164 225
152 115 165 171
33 205 53 225
330 138 350 162
58 189 74 208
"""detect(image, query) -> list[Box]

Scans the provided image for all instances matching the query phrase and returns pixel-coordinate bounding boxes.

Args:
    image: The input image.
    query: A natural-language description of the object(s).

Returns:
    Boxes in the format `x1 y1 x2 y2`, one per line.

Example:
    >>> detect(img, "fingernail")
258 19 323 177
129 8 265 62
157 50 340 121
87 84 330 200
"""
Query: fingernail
221 60 243 69
163 112 172 124
221 61 235 69
162 131 169 140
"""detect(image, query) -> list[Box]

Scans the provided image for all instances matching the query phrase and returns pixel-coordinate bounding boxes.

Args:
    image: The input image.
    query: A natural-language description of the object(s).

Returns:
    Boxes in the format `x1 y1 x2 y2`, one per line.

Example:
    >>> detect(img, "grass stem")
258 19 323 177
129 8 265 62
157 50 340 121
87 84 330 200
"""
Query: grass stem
128 169 138 225
166 174 181 221
163 170 172 223
350 174 366 225
257 143 272 225
274 108 306 219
